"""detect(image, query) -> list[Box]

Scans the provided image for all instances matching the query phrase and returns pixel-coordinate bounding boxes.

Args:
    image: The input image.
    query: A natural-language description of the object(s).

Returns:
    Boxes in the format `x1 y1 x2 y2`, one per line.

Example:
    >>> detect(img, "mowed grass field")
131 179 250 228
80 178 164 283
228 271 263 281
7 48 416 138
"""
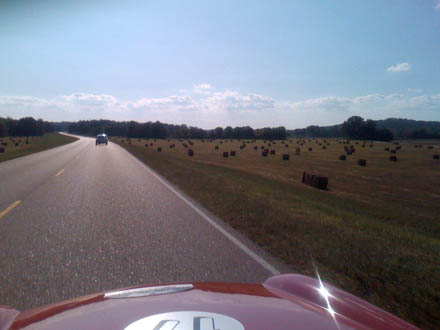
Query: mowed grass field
0 133 78 163
114 137 440 328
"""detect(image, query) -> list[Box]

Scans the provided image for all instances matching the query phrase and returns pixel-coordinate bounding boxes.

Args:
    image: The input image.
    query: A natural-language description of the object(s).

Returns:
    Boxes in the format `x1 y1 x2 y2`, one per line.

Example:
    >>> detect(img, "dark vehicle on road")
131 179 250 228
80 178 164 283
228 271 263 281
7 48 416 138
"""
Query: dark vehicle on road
96 134 108 146
0 274 416 329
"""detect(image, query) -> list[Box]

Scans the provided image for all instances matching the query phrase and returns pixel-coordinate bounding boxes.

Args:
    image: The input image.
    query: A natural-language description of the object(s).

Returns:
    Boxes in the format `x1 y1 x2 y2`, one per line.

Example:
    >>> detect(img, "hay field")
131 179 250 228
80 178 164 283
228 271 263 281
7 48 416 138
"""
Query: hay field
115 137 440 328
0 133 78 163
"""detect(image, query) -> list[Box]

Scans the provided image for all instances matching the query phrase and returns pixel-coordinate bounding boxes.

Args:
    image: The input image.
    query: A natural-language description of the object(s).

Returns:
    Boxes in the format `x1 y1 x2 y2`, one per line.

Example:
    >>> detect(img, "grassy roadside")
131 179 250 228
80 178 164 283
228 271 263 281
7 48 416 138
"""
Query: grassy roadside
117 140 439 329
0 133 78 163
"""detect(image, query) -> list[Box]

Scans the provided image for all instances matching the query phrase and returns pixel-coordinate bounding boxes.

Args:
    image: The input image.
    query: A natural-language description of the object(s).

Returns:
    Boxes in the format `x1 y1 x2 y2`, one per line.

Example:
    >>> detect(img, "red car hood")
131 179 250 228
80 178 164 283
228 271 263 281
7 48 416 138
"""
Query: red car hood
1 274 416 330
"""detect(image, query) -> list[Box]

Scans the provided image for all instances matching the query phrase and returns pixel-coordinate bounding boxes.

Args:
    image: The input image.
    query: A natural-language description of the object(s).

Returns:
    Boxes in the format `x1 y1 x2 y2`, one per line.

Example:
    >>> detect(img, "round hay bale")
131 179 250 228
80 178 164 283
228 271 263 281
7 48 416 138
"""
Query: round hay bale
384 147 390 151
187 149 194 156
433 155 439 160
261 150 268 157
308 147 312 152
0 147 4 153
253 146 258 150
157 147 162 152
302 171 328 190
270 149 276 155
223 151 229 158
389 156 397 162
282 154 290 160
357 159 367 166
390 149 396 154
230 151 236 156
215 146 219 150
339 155 346 160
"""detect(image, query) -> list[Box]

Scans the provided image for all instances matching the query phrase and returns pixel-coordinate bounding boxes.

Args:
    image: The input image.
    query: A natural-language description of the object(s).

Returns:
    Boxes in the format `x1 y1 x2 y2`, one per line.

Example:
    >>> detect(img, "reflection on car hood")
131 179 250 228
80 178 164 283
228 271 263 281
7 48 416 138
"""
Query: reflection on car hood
3 274 417 330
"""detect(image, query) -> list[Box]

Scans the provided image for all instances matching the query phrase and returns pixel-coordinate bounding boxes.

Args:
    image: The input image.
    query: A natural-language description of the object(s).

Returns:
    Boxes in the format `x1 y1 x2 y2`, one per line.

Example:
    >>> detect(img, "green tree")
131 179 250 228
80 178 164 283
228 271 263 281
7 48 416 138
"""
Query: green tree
0 118 8 137
342 116 365 139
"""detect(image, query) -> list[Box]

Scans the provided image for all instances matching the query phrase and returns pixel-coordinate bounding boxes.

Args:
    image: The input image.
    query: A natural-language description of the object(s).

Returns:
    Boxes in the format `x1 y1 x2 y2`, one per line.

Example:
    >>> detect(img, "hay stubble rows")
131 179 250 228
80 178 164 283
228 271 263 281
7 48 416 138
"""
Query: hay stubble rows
114 136 439 328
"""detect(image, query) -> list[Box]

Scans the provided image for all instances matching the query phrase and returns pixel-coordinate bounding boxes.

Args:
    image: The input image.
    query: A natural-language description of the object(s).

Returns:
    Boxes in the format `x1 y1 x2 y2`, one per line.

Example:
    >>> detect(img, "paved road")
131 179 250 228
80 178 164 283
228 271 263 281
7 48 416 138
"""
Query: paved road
0 135 284 310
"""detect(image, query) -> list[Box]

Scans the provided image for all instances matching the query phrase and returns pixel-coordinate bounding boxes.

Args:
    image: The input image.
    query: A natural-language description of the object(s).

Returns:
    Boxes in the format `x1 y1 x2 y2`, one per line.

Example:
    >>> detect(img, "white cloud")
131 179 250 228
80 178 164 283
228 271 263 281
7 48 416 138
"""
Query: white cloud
288 96 352 112
193 83 212 95
59 93 118 107
408 88 422 93
129 95 194 110
353 94 385 104
436 2 440 10
194 83 211 90
387 62 411 72
1 87 440 128
205 91 276 111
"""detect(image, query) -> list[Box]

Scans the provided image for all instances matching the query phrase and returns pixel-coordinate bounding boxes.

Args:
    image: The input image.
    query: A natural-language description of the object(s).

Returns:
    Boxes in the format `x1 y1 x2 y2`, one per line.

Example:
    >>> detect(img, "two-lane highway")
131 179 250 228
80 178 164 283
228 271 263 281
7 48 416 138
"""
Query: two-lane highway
0 135 284 310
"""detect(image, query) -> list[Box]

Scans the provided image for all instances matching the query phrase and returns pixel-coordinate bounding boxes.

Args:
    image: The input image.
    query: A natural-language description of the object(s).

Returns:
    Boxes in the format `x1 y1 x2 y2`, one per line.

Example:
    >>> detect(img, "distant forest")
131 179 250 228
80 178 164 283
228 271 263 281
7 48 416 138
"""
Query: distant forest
1 116 439 141
0 117 55 137
64 117 439 141
64 120 288 140
289 117 440 140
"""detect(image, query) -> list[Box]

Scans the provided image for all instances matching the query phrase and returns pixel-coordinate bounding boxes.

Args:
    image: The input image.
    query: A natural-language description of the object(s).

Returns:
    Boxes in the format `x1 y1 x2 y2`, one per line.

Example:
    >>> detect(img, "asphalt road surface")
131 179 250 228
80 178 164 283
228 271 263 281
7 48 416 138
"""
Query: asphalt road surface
0 135 286 310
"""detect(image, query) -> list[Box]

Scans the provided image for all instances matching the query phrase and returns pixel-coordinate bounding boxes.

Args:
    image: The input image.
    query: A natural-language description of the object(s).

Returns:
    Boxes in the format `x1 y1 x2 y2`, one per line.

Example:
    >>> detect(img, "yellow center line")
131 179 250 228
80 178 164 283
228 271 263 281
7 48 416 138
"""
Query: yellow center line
0 200 22 219
55 169 65 177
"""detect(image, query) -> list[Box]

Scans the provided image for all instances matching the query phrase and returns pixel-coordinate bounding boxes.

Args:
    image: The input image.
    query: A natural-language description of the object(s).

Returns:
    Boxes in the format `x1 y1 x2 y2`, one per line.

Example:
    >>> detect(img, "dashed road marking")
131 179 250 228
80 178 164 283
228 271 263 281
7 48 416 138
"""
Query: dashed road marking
55 169 65 177
0 201 22 219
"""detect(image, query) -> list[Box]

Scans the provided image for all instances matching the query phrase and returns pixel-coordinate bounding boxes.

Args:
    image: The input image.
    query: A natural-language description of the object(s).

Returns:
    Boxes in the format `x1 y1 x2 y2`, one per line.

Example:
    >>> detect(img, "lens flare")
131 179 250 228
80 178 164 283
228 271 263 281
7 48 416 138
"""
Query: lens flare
315 270 340 330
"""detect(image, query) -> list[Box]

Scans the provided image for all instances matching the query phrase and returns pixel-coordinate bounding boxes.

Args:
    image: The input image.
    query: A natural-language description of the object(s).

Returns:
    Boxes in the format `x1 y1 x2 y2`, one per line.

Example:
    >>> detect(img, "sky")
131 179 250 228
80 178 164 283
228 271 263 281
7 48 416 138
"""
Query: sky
0 0 439 129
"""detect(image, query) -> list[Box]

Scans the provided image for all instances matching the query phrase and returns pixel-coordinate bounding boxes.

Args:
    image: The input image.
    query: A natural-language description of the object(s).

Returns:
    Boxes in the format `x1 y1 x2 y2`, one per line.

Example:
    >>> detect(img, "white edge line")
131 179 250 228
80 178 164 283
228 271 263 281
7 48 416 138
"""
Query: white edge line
118 143 280 275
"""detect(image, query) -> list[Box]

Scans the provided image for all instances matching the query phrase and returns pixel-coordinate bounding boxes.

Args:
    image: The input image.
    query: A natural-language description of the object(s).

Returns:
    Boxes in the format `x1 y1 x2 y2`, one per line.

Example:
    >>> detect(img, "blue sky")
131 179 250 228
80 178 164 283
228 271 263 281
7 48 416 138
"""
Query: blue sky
1 0 439 128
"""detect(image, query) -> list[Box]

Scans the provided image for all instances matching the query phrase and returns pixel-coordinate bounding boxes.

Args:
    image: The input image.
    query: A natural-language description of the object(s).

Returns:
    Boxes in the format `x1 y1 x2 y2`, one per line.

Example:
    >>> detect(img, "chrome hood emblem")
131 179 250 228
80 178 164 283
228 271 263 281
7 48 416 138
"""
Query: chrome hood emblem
105 284 194 299
124 311 245 330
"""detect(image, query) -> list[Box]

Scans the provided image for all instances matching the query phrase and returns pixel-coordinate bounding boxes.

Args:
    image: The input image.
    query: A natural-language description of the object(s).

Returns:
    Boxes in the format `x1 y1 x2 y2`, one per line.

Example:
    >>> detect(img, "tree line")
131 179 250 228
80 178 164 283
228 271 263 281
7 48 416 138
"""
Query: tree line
66 120 287 140
376 118 440 139
289 116 394 141
0 117 55 137
3 115 436 141
289 116 440 141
